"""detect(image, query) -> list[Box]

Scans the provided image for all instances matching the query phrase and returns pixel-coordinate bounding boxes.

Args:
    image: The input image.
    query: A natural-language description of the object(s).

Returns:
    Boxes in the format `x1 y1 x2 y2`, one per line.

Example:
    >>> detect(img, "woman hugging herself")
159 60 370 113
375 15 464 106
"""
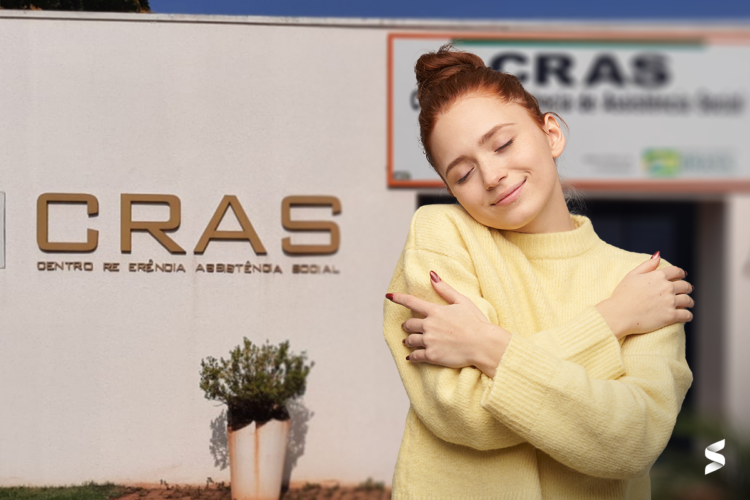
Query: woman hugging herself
383 43 694 500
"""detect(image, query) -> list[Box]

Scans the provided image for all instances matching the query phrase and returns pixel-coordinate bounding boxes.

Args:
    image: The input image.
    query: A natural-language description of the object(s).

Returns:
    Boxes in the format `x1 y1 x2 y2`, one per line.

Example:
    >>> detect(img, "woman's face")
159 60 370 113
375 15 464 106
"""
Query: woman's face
430 93 566 232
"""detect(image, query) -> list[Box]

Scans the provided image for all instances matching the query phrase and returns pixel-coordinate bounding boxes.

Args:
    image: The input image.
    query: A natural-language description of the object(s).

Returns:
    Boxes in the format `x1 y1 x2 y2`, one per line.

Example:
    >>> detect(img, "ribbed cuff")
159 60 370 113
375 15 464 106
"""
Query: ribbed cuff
481 333 562 436
551 306 627 381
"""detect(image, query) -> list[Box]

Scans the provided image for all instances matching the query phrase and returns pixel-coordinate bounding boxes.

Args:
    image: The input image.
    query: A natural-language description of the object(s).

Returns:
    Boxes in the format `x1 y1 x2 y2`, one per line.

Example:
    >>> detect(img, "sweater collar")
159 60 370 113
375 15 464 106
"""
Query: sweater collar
498 214 603 259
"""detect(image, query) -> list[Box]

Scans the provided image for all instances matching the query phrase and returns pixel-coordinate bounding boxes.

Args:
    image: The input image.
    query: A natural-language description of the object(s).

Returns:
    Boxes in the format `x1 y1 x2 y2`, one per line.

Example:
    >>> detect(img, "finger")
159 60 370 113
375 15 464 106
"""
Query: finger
672 280 694 295
660 266 687 281
629 252 661 275
673 309 694 323
403 333 426 348
386 292 435 316
675 294 695 309
406 347 429 363
429 270 468 305
402 318 425 333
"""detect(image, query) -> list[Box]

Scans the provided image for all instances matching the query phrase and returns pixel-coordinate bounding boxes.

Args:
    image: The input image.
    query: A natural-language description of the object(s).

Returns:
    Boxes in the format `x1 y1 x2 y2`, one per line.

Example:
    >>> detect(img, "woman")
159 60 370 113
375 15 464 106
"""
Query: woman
382 43 694 499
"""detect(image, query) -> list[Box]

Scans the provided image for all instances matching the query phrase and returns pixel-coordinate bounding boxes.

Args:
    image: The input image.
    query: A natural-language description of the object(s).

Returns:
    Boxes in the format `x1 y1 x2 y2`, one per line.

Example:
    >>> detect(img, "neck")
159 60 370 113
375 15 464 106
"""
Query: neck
499 212 600 259
514 178 575 234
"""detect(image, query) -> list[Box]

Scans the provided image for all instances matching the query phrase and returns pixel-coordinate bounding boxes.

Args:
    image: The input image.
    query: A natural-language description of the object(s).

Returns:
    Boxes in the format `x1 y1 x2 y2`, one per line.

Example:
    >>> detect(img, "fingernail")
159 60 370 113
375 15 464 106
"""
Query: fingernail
406 355 410 360
651 251 660 259
386 293 394 301
430 270 441 283
402 339 406 344
692 285 695 291
684 271 688 278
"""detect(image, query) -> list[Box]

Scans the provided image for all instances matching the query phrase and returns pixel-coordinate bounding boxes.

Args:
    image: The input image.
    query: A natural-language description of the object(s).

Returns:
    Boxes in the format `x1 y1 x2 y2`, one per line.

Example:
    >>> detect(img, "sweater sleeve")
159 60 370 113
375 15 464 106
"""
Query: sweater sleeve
383 246 629 451
480 320 693 479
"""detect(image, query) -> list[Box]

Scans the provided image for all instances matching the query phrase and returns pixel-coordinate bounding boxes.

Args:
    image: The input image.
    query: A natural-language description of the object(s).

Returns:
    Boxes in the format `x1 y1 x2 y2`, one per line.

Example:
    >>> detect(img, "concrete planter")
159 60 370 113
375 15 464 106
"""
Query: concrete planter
228 418 291 500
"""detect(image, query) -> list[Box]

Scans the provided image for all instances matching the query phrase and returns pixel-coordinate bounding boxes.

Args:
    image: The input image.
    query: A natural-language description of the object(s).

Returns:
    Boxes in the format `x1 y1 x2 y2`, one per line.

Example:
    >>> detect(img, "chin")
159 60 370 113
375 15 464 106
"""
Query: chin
478 205 539 232
478 214 531 231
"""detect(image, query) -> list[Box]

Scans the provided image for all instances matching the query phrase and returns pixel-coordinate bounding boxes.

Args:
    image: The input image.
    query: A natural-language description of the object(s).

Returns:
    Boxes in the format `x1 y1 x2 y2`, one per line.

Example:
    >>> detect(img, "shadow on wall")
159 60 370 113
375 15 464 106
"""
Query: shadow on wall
209 409 229 470
209 400 315 487
282 400 315 488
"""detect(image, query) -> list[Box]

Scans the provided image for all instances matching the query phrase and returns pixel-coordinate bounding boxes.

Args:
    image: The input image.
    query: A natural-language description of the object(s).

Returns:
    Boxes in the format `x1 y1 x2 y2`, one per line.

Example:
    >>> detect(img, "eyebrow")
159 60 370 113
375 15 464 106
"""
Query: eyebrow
443 123 515 176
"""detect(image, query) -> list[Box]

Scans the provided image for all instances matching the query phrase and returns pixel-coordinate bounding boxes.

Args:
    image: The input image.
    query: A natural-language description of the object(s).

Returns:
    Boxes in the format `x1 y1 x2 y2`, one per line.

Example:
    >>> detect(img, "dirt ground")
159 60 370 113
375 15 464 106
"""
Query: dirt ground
112 481 391 500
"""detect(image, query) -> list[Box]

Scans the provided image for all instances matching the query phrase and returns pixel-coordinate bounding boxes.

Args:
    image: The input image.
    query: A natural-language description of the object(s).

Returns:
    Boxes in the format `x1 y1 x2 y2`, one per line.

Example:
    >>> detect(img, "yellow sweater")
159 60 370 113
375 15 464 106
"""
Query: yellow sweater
383 204 693 500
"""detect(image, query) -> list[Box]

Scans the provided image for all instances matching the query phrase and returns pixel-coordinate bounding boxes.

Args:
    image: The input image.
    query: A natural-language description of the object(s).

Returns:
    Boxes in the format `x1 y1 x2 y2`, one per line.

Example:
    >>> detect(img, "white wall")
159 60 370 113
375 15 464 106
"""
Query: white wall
0 11 418 487
0 192 5 269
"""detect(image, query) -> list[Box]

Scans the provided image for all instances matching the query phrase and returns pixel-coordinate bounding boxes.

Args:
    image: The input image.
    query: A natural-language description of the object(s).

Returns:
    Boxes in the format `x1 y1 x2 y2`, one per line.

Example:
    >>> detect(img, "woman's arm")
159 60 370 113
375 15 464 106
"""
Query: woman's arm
401 254 691 380
385 251 523 450
384 247 642 451
480 320 692 480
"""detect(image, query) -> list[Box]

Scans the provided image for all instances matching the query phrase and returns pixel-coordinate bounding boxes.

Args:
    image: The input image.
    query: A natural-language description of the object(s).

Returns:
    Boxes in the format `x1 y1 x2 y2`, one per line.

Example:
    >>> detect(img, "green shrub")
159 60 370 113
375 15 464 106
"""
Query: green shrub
199 337 313 431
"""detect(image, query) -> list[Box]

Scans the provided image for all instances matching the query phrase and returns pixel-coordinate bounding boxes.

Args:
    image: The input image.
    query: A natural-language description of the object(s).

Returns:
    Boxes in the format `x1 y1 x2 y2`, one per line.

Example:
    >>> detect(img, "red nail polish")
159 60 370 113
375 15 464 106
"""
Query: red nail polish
430 270 441 283
402 339 406 344
386 293 394 301
651 251 660 259
406 355 410 360
692 285 695 291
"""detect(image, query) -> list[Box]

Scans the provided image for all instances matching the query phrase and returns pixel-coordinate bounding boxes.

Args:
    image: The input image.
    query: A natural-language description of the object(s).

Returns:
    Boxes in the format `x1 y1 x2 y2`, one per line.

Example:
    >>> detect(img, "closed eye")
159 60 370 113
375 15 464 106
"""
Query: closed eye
495 138 514 153
457 169 472 184
456 139 512 185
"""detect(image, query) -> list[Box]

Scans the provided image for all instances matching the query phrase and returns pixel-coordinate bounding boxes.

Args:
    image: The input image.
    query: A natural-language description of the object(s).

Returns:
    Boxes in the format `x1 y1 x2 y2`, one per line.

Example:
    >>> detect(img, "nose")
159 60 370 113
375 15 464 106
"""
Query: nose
481 158 508 191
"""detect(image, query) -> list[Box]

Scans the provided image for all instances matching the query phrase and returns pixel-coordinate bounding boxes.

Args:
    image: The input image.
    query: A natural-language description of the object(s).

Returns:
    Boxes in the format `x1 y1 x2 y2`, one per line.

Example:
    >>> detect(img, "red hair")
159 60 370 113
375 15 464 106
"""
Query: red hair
415 43 564 172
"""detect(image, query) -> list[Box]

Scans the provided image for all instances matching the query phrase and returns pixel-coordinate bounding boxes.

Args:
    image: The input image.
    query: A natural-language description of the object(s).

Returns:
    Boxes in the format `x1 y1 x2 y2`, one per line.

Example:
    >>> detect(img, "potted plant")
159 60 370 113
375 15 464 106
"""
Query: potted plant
200 337 314 500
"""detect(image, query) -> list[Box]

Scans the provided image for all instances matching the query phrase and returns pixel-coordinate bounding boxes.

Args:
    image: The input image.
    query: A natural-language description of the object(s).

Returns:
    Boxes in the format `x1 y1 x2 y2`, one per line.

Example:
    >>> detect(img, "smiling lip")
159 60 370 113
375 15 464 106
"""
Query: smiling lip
492 179 526 206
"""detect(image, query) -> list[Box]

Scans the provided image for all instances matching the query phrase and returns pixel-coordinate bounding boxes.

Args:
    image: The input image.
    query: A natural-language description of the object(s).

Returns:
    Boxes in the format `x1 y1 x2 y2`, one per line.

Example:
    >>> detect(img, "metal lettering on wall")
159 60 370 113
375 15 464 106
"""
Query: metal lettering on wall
34 193 341 276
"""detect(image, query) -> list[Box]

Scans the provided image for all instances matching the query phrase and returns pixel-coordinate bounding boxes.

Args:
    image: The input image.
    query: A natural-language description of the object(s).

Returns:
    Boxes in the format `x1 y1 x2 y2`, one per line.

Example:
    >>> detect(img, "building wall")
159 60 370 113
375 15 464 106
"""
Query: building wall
0 12 417 486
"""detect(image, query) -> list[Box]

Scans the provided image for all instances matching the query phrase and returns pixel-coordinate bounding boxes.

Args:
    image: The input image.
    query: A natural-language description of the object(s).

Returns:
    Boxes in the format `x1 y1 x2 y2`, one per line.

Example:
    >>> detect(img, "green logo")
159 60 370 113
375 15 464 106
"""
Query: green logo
642 149 682 177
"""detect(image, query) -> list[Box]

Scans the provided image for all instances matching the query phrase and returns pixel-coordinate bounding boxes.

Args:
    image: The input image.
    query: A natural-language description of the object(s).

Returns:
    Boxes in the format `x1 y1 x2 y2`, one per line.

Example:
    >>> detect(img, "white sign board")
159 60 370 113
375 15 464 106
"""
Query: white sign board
388 33 750 191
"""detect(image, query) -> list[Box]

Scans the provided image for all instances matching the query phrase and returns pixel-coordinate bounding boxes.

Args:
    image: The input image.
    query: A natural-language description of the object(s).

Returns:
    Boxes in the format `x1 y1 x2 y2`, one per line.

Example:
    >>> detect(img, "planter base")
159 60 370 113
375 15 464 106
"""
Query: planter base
228 418 291 500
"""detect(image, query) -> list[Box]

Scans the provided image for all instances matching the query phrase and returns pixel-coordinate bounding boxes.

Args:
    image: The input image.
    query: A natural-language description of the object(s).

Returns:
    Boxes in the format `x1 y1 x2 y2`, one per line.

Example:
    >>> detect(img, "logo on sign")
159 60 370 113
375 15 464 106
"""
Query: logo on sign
641 149 736 178
642 149 682 177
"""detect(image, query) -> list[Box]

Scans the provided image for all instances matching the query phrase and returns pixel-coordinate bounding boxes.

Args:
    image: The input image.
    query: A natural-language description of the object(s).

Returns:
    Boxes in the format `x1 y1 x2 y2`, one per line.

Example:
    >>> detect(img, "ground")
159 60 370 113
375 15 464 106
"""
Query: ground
111 480 391 500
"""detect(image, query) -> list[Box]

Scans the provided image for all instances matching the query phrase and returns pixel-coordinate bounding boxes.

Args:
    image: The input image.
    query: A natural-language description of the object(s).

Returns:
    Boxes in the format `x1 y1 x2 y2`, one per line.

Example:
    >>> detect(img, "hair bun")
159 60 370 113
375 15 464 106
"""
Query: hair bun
415 43 487 93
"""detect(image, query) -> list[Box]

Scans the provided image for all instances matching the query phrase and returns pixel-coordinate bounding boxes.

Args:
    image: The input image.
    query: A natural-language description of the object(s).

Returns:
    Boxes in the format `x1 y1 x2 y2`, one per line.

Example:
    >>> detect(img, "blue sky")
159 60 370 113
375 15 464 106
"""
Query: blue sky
149 0 750 20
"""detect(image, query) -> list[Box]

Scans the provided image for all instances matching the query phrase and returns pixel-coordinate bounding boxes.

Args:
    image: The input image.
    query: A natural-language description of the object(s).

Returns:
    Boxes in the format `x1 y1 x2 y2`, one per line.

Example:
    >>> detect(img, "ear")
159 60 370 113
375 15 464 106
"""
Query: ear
543 114 565 159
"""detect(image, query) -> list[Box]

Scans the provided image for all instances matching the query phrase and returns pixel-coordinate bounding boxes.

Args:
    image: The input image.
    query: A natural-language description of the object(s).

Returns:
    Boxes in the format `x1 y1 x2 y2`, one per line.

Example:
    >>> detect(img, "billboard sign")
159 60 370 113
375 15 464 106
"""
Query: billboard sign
388 32 750 191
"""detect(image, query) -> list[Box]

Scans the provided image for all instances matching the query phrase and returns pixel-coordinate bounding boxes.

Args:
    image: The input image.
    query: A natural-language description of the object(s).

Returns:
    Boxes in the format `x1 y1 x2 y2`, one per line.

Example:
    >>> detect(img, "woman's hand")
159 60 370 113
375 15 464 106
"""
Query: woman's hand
386 271 511 378
595 252 695 340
